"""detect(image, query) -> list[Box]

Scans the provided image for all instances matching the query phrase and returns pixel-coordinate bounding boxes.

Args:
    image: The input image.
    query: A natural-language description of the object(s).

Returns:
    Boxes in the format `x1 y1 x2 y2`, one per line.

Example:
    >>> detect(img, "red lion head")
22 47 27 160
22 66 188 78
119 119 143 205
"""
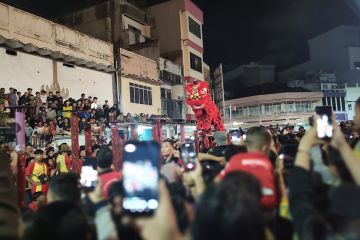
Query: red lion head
185 81 211 110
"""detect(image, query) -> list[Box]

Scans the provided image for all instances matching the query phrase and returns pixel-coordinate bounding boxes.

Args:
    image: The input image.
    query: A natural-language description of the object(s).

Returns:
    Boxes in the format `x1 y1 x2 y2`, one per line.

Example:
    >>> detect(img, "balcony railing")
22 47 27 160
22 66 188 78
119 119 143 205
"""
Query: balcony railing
161 98 183 119
160 70 182 85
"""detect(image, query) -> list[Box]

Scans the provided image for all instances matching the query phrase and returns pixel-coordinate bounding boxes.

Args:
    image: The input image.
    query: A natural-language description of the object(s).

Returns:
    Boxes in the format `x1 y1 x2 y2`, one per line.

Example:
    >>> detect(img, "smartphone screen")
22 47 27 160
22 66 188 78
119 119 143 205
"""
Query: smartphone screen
80 157 98 190
122 141 160 215
315 106 333 140
180 142 196 171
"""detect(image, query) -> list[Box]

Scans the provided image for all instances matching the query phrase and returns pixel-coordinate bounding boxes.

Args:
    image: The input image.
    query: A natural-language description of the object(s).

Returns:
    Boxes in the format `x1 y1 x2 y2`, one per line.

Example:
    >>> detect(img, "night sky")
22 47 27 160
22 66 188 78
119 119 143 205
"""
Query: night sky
1 0 360 73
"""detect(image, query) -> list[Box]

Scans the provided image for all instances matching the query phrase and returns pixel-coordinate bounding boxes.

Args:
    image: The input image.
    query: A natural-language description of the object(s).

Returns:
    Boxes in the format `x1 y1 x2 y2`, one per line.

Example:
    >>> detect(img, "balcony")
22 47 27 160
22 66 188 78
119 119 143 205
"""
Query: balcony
161 98 184 119
129 29 147 45
160 70 182 85
120 0 155 26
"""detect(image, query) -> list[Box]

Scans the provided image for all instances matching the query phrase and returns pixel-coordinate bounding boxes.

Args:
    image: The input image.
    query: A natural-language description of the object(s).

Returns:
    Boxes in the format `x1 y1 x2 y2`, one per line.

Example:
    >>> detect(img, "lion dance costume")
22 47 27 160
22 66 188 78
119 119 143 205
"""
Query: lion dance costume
185 81 224 135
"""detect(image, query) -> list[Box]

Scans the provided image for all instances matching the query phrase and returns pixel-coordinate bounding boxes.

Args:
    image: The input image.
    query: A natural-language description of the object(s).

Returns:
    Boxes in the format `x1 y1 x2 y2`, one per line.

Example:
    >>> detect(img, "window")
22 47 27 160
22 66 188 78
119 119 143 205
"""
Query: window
129 83 152 105
341 97 345 111
331 97 336 111
188 17 202 39
354 62 360 70
161 88 172 99
336 97 341 112
190 52 202 73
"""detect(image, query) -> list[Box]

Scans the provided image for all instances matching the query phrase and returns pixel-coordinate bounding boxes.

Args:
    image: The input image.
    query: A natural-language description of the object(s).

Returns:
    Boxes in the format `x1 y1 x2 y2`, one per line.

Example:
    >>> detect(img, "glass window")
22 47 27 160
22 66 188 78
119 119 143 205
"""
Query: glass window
161 88 166 98
130 84 135 103
139 88 144 104
336 97 341 112
190 52 203 73
354 62 360 70
166 89 172 99
331 97 336 111
188 17 202 39
341 97 345 111
129 83 152 105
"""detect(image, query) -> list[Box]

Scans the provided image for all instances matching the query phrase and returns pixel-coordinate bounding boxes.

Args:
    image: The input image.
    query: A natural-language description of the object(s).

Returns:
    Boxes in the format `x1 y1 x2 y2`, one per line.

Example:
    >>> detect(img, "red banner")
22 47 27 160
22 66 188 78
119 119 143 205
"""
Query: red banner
112 126 121 171
70 113 80 173
84 123 92 157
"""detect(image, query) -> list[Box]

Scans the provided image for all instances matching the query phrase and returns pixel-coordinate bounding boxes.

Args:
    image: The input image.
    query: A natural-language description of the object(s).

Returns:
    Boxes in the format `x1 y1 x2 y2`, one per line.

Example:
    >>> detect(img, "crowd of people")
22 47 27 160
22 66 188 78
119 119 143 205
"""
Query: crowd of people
0 85 360 240
0 87 174 147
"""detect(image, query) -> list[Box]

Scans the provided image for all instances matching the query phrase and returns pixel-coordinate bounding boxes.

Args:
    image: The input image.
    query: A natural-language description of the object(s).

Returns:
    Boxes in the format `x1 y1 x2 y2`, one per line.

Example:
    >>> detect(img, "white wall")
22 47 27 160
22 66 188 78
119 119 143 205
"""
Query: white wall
0 47 114 105
0 47 53 93
57 62 113 105
121 76 161 115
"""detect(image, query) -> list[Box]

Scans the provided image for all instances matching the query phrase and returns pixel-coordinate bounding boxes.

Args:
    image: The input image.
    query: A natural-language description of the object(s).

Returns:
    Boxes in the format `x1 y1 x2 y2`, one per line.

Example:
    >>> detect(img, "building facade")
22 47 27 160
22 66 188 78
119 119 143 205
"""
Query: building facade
159 57 185 119
57 0 159 61
120 49 161 115
279 26 360 84
147 0 205 120
0 3 115 105
224 92 323 128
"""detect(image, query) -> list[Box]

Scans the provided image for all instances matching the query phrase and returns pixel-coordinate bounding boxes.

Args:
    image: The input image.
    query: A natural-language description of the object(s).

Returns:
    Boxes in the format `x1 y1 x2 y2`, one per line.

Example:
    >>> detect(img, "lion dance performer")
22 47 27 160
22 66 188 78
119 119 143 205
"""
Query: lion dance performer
185 81 224 148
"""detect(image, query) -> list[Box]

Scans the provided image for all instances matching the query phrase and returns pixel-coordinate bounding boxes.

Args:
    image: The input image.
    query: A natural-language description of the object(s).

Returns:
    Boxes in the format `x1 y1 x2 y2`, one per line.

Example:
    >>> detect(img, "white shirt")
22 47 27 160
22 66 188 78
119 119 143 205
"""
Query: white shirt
91 102 98 109
40 94 47 104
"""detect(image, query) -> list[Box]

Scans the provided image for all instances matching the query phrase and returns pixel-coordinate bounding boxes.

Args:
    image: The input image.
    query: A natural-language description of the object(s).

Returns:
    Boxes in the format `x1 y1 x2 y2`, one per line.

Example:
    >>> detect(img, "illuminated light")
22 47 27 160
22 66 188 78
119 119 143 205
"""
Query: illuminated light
232 122 244 126
187 163 194 169
125 144 136 153
148 199 158 209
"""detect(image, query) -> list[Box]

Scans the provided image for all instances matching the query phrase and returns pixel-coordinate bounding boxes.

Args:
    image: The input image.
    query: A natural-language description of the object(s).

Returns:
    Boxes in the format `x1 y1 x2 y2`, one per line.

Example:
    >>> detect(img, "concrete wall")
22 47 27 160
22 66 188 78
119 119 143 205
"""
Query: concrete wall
122 15 149 37
0 3 113 67
120 48 158 80
121 77 161 115
0 47 53 92
182 44 204 81
0 47 114 105
120 48 160 114
147 0 183 55
57 62 114 105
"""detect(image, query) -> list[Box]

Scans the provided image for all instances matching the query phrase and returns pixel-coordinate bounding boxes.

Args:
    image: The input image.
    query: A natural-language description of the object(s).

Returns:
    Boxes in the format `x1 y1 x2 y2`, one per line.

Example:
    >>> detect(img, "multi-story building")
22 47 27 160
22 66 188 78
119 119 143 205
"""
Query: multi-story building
159 57 185 119
0 3 115 104
57 0 159 61
57 0 193 118
120 49 161 115
147 0 205 120
224 92 323 128
279 26 360 84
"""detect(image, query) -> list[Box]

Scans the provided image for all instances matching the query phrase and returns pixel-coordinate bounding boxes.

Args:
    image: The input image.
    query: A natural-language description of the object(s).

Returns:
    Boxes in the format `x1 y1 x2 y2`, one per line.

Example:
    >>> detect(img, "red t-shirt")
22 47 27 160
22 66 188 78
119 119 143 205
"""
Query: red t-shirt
220 151 277 210
99 170 122 197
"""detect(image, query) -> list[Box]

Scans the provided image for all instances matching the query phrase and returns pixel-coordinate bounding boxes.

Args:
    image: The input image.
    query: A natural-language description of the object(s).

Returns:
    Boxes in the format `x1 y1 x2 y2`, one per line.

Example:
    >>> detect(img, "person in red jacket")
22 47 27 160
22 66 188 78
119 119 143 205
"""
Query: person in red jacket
96 146 122 198
220 126 277 210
